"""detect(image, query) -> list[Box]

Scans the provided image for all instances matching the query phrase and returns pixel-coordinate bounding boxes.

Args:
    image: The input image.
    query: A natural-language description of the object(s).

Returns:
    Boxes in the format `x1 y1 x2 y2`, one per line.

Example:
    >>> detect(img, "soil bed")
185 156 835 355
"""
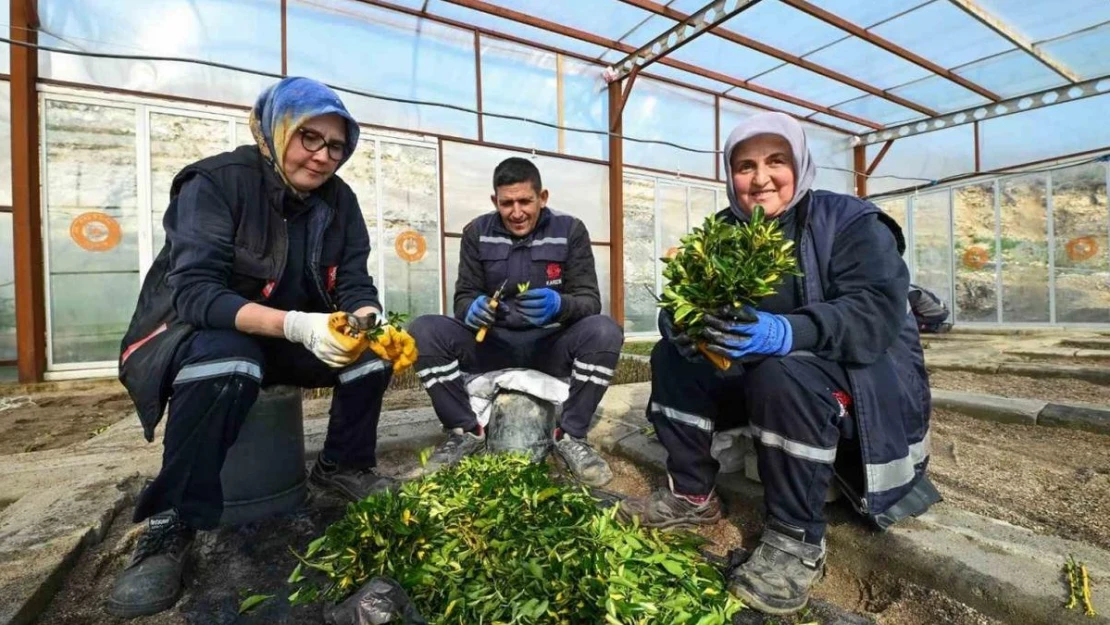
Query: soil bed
927 369 1110 406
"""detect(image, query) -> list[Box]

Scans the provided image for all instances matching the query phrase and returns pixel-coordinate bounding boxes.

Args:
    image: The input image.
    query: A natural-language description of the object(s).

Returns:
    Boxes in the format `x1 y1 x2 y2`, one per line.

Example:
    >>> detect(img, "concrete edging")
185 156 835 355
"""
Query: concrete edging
931 389 1110 435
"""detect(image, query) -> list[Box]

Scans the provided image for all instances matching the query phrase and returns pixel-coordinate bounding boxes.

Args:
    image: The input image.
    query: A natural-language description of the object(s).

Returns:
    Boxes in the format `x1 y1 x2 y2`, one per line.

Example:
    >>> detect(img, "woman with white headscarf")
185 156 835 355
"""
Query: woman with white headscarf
619 113 937 615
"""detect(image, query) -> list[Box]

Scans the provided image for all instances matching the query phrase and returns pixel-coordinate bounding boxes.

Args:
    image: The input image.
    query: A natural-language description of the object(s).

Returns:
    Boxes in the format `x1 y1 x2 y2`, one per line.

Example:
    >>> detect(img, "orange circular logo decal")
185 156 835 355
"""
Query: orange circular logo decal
70 212 122 252
1066 236 1099 262
962 246 989 270
395 229 427 263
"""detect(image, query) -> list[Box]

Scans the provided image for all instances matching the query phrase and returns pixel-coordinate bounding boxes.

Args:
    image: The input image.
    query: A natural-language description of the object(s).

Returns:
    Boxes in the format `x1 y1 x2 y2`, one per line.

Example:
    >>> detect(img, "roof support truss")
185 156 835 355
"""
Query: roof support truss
855 74 1110 144
946 0 1080 83
604 0 762 82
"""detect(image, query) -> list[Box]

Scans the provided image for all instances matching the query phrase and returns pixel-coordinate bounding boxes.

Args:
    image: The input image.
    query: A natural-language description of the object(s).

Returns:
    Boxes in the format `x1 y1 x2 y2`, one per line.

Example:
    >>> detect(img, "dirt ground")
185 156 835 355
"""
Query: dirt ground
926 370 1110 405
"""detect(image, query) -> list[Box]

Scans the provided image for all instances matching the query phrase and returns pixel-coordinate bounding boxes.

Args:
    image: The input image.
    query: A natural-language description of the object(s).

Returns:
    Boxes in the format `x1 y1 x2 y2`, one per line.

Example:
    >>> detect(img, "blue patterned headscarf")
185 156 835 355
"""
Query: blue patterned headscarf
249 77 360 193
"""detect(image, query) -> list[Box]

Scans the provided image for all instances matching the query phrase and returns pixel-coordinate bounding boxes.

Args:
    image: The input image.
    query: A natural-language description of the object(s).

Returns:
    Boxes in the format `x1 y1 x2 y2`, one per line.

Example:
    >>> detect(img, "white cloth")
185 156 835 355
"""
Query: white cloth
466 368 570 427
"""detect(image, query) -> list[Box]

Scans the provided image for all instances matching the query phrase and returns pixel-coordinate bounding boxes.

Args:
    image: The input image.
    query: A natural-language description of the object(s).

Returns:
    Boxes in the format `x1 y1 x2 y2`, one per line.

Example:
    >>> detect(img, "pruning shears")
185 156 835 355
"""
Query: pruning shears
475 279 509 343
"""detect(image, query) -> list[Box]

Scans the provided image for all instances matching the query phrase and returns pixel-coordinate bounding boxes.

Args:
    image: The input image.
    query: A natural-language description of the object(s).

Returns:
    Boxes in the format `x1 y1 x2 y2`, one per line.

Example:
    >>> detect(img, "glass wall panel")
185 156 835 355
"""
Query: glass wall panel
623 177 656 333
0 0 7 75
380 142 440 318
480 38 557 152
342 138 380 279
38 0 280 107
911 191 952 312
0 81 10 206
688 187 719 229
623 78 715 179
560 56 608 161
659 183 688 261
594 245 611 315
808 126 852 194
1052 163 1109 323
999 174 1050 322
288 0 478 139
0 213 14 360
235 122 253 147
867 125 976 196
874 197 907 232
952 182 998 322
444 236 461 315
441 141 609 240
44 100 139 365
149 113 231 252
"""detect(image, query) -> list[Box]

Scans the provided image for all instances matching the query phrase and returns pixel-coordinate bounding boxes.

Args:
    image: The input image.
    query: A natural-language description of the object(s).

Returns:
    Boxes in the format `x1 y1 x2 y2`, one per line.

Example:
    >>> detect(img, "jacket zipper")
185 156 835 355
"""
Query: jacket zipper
307 199 337 311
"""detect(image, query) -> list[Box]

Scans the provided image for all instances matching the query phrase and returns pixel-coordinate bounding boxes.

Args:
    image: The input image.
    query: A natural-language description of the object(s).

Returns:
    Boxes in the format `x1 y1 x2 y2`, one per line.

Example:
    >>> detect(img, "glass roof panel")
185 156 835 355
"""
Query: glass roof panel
750 64 867 106
953 49 1068 98
640 61 742 94
614 14 679 49
803 36 933 90
979 92 1110 169
865 124 975 195
706 0 847 57
423 0 611 59
832 95 923 126
666 34 785 81
805 113 869 134
1036 23 1110 79
887 75 991 113
724 87 825 118
871 1 1016 69
803 0 933 28
478 0 656 41
972 0 1110 42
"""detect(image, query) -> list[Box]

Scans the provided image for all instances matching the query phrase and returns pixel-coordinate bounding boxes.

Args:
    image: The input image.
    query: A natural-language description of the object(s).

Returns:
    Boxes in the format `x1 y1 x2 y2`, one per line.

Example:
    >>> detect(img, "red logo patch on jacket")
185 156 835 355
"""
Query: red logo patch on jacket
832 390 853 418
546 263 562 281
326 266 338 292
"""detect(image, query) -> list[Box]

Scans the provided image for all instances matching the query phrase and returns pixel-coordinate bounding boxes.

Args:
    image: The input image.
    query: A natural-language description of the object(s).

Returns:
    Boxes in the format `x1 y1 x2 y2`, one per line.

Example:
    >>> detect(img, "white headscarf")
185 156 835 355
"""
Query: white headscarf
723 112 817 220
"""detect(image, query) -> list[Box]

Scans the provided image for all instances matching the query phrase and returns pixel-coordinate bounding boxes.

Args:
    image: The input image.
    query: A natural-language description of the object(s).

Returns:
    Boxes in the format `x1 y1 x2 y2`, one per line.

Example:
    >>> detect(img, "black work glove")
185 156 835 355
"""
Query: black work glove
658 309 702 364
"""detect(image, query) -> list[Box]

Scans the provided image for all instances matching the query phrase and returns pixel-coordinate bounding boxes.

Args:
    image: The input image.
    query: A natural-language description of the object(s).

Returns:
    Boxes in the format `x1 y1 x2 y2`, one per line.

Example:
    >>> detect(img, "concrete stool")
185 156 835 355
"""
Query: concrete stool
219 385 307 525
486 390 559 463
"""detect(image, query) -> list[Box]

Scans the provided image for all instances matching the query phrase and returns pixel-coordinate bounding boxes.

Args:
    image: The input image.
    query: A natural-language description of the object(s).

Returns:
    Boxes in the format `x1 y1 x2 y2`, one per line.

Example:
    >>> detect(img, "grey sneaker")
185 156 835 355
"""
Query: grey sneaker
310 459 397 502
616 485 723 528
554 432 612 487
421 427 486 475
105 509 195 618
727 518 826 615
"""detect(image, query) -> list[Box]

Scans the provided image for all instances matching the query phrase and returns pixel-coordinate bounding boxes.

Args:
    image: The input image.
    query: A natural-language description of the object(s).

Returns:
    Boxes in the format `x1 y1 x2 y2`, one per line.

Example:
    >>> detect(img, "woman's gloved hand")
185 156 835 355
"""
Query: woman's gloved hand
464 296 497 331
367 325 419 373
657 309 702 363
702 306 793 360
516 288 562 326
284 311 363 368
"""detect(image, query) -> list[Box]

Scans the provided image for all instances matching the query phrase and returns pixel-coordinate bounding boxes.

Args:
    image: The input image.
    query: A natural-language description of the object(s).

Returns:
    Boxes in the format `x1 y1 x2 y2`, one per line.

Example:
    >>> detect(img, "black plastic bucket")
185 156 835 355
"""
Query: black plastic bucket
219 385 307 525
486 390 558 462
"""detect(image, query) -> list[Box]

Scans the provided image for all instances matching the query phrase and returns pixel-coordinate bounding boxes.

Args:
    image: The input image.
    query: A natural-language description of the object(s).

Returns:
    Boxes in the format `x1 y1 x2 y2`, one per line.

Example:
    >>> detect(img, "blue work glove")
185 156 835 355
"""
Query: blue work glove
658 309 702 364
516 288 562 326
702 306 793 360
464 295 497 330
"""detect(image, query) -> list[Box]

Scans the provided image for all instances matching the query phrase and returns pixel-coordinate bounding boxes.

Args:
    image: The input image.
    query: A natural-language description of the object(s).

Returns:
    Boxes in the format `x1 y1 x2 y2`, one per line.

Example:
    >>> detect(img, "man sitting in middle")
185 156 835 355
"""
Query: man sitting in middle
408 157 623 486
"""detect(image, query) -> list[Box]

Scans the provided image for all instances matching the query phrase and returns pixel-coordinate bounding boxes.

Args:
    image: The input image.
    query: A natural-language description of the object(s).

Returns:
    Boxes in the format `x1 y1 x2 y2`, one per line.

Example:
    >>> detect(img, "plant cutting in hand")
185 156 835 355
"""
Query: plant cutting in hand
288 453 743 624
658 205 799 370
331 311 417 372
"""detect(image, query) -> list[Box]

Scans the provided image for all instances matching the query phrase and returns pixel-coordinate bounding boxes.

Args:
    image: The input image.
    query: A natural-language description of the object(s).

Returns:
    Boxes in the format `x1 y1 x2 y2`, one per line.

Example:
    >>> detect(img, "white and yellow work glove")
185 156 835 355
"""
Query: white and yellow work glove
283 311 366 368
367 325 418 374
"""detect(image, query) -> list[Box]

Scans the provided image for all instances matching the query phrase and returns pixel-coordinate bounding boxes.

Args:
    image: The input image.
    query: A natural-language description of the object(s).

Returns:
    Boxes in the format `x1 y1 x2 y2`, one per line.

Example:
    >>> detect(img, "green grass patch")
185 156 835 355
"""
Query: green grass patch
621 341 656 357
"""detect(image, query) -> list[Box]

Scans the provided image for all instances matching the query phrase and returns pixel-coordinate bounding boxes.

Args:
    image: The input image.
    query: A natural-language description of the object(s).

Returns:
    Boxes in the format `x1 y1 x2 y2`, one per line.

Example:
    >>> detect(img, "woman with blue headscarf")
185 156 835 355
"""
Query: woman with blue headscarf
110 77 413 618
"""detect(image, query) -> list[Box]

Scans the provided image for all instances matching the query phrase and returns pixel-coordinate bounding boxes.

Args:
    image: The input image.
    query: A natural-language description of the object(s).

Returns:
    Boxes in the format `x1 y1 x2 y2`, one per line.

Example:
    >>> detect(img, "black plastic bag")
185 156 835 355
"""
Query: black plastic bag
323 577 427 625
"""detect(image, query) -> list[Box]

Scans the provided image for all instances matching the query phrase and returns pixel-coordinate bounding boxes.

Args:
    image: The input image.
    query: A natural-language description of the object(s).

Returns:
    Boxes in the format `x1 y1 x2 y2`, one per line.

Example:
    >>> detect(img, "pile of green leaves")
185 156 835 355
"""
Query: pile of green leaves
289 453 743 624
660 205 799 337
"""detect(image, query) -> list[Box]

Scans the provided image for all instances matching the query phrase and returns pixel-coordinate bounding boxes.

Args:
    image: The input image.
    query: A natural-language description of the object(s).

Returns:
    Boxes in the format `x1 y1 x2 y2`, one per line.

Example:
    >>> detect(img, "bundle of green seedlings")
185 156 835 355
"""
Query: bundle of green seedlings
288 453 743 624
659 206 799 370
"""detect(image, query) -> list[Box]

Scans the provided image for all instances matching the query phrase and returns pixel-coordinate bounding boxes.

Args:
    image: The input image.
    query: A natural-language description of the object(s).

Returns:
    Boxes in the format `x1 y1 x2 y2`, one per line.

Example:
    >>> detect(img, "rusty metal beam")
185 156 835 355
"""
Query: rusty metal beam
610 65 639 132
607 82 626 326
10 0 46 382
605 0 761 81
618 0 939 117
946 0 1079 83
856 73 1110 144
853 145 867 197
280 0 288 75
778 0 1002 102
866 140 894 176
474 31 484 141
436 0 883 129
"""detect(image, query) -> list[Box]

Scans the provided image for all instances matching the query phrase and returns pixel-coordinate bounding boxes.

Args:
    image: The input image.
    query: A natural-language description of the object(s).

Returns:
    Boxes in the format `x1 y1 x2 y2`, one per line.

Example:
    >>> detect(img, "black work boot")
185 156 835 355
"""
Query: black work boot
727 517 826 615
310 457 397 502
553 430 612 487
105 509 195 618
420 426 486 476
616 479 723 528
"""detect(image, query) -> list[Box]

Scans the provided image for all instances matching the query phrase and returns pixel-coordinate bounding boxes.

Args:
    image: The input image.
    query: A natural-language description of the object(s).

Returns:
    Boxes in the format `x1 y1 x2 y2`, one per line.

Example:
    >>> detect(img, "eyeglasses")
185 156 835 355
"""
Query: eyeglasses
297 127 346 161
